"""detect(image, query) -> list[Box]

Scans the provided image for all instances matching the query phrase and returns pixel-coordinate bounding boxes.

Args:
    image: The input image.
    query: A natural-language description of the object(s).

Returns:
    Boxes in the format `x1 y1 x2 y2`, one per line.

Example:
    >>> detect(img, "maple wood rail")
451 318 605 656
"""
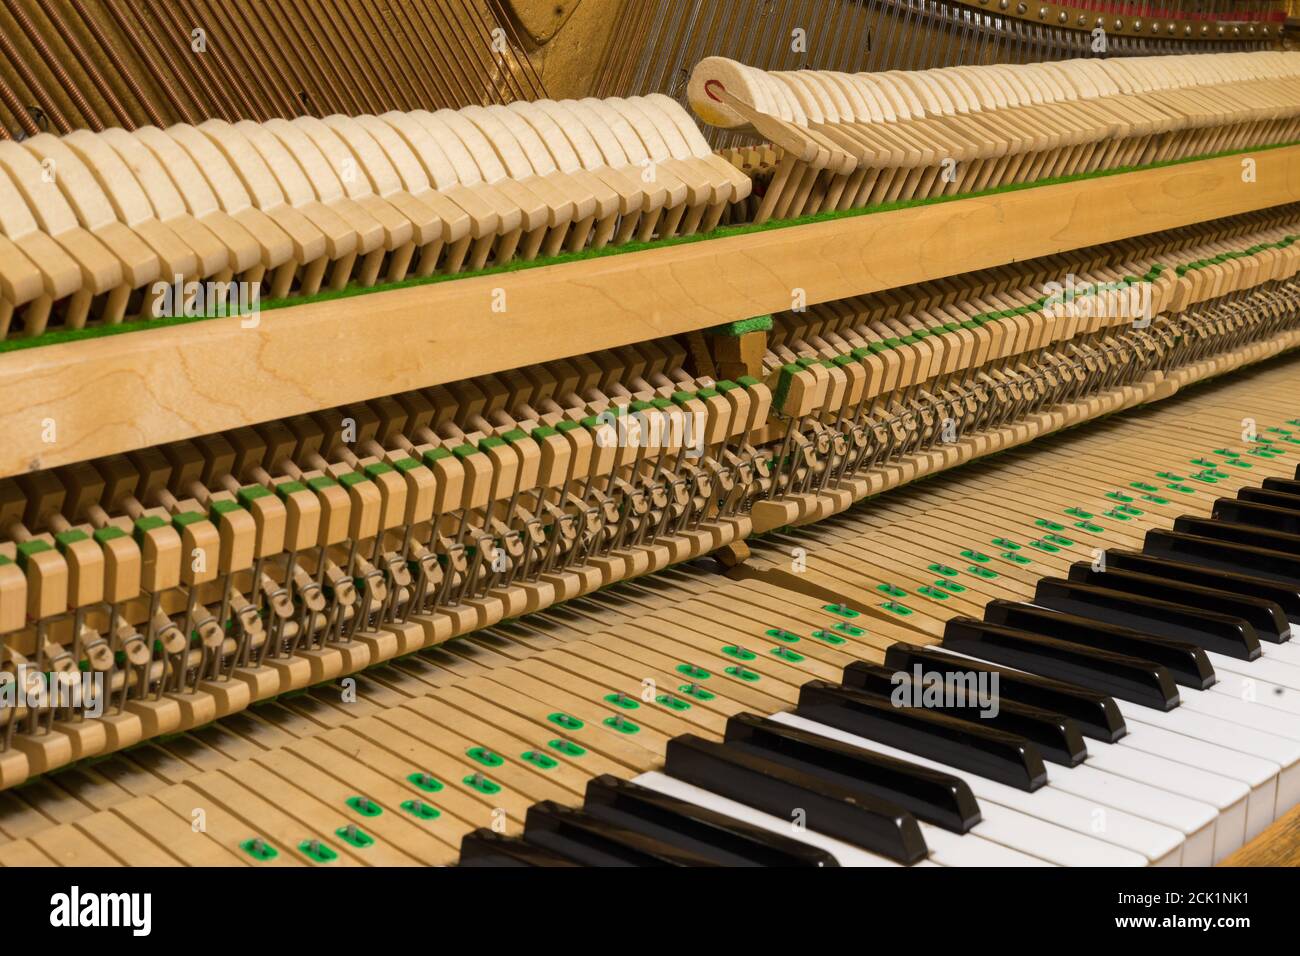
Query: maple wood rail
1 144 1298 479
1221 804 1300 866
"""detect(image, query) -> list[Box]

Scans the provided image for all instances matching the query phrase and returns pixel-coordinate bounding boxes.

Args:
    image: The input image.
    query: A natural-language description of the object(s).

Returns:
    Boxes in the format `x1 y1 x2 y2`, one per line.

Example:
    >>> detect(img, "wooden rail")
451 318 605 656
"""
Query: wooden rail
1 145 1298 479
1221 805 1300 866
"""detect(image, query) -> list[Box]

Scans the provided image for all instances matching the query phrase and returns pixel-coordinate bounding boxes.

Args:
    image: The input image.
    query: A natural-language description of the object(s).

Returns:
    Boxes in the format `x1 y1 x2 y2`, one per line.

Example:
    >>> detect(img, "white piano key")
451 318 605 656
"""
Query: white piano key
1119 704 1300 780
1261 642 1300 668
1118 706 1300 828
939 645 1286 831
1084 741 1250 861
954 799 1137 867
631 771 922 867
915 819 1056 866
1177 682 1300 741
1255 638 1300 667
770 713 1157 866
1116 721 1280 841
1042 763 1217 866
1206 649 1300 691
1210 671 1300 718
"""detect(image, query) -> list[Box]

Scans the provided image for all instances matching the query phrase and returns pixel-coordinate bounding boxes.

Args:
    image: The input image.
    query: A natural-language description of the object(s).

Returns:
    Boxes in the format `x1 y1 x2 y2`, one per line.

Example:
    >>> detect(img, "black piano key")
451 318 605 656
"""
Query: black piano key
988 596 1219 684
792 680 1048 791
458 829 582 867
720 713 982 832
1066 564 1289 644
880 643 1127 742
663 734 929 864
1099 548 1300 630
941 617 1180 711
1236 486 1300 515
1261 477 1300 497
1031 578 1260 663
523 801 722 866
1144 529 1300 587
1174 515 1300 556
1212 498 1300 539
835 660 1087 766
583 775 839 867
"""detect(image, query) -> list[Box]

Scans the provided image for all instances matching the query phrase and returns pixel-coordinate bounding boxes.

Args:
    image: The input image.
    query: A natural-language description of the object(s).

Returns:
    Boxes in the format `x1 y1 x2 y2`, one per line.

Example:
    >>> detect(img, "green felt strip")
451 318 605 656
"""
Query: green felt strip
706 315 774 336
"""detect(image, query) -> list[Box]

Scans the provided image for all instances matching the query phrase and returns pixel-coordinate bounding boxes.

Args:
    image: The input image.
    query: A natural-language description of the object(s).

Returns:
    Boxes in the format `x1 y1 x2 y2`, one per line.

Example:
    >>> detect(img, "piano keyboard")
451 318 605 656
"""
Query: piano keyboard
0 357 1295 866
458 369 1300 867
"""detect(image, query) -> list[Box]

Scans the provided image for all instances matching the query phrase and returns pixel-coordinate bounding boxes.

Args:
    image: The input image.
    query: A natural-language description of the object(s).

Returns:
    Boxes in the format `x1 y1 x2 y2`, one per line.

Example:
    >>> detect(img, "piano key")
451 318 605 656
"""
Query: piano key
881 643 1128 742
721 712 982 832
1067 565 1290 644
1202 648 1300 690
1028 580 1261 662
1212 498 1300 541
523 800 726 865
1098 549 1300 629
662 734 929 863
1210 671 1300 718
582 774 839 866
910 816 1057 866
770 713 1174 865
632 771 918 867
458 829 582 867
1089 720 1279 844
638 769 1047 867
917 640 1256 848
1030 761 1218 865
942 618 1180 710
986 598 1221 684
1113 706 1300 829
994 622 1300 821
1259 477 1300 497
794 680 1048 790
1075 741 1250 861
813 666 1218 862
1142 530 1300 587
937 646 1283 842
1168 678 1300 741
837 660 1088 765
1237 486 1300 513
1255 640 1300 667
1173 515 1300 557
